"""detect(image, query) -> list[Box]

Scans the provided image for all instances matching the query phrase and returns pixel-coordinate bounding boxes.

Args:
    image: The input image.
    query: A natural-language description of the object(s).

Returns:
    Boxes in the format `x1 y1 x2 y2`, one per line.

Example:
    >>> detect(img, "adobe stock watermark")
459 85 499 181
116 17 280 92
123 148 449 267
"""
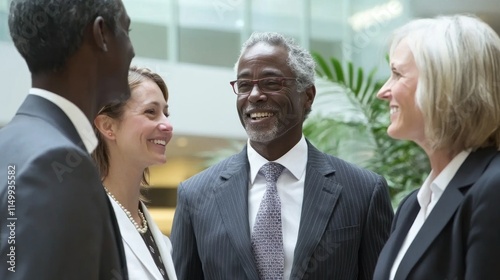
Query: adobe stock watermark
50 146 85 183
6 164 17 273
212 0 243 20
343 0 403 60
293 237 338 279
9 0 117 54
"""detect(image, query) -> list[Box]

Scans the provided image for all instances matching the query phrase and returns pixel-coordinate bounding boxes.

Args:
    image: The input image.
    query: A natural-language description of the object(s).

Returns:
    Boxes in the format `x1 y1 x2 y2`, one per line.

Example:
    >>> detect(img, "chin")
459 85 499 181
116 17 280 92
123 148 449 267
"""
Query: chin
156 157 167 165
145 157 166 167
246 124 280 142
387 126 404 140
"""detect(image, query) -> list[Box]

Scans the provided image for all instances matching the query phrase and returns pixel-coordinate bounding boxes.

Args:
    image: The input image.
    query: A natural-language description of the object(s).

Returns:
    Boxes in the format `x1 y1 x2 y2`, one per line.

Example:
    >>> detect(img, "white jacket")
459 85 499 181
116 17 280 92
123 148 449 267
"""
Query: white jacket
109 198 177 280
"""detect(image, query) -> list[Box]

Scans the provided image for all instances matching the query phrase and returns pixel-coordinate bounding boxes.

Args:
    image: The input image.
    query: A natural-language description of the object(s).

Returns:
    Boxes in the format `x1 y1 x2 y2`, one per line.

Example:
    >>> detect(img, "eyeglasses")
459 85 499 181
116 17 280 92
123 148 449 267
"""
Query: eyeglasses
229 77 297 95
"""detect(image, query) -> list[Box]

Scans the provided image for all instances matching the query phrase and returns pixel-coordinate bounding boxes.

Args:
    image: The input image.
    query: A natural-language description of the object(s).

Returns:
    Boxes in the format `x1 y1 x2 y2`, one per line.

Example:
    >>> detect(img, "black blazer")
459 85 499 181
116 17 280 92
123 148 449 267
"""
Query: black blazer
0 95 128 279
373 147 500 280
171 141 394 280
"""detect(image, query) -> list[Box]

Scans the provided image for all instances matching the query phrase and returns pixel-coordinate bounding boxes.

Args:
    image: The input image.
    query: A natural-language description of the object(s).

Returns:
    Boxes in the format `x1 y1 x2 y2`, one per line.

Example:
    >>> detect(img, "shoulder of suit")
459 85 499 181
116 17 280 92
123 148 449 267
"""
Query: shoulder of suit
0 119 90 169
182 152 244 184
322 152 382 179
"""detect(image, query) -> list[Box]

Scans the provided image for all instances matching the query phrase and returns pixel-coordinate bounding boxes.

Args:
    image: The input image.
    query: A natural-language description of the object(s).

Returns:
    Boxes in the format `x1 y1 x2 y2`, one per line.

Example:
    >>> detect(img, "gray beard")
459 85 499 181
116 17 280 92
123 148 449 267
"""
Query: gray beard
245 118 281 143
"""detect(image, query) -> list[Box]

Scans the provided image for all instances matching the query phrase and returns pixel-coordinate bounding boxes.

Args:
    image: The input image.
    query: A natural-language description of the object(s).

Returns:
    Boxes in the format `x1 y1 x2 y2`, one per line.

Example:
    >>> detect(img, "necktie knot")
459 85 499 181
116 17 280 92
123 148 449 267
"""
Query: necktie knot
260 162 285 184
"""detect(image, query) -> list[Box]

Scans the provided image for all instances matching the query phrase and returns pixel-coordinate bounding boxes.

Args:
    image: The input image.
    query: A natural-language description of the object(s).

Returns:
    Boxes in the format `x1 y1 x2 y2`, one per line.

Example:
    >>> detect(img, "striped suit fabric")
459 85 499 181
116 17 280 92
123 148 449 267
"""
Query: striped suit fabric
170 140 393 280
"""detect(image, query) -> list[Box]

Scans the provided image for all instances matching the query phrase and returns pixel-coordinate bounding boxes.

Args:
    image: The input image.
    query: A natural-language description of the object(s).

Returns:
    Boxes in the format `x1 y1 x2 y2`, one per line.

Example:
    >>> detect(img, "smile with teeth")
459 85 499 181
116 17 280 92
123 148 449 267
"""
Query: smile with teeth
250 112 275 120
390 106 400 115
149 139 167 146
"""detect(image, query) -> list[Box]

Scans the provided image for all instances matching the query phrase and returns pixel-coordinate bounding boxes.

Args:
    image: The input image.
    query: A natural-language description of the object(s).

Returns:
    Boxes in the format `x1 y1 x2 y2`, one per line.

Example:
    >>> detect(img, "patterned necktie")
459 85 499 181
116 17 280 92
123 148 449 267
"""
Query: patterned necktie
252 162 285 280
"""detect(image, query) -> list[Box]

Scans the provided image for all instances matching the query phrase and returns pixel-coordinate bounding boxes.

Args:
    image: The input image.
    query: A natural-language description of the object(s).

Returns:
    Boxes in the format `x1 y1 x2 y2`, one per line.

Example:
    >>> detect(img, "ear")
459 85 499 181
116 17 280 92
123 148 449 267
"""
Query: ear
304 84 316 111
94 114 116 140
92 16 108 52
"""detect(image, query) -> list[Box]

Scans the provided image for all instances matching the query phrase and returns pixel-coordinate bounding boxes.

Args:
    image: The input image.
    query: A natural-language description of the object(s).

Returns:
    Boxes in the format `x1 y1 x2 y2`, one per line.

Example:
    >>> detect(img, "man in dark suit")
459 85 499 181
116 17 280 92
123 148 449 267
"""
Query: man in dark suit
171 32 393 280
0 0 134 279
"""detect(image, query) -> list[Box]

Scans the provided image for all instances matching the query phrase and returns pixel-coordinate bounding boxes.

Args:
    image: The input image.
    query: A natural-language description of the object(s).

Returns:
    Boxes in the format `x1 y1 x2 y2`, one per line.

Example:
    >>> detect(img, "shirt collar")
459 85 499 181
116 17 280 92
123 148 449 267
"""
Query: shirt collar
29 88 98 153
247 135 308 184
431 150 471 197
417 150 471 207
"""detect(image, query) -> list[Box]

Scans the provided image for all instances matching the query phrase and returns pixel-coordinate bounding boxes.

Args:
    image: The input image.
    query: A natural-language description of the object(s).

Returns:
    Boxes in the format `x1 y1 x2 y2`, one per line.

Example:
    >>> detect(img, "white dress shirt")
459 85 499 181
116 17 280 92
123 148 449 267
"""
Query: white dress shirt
248 136 307 280
389 150 471 280
29 88 98 153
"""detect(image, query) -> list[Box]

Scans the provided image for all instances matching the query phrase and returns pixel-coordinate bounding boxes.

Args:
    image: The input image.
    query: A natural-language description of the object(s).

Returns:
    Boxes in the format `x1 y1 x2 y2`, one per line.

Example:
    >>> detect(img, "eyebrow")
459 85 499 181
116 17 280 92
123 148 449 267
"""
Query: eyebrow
145 101 168 108
237 70 286 80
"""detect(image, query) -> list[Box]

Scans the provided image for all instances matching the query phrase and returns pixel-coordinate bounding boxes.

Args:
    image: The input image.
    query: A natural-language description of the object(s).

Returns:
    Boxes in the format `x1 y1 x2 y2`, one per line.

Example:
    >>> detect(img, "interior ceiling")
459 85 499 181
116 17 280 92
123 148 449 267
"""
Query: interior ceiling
409 0 500 33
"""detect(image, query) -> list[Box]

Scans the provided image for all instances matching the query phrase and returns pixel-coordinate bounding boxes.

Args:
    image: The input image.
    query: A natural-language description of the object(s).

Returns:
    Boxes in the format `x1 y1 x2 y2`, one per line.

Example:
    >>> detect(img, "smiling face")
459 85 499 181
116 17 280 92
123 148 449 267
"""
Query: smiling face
377 39 425 145
113 79 173 168
236 42 314 154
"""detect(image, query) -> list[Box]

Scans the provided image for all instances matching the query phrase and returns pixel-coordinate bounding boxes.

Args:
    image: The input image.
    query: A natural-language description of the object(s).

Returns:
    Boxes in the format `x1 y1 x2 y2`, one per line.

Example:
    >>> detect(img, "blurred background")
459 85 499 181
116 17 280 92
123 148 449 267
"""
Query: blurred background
1 0 499 235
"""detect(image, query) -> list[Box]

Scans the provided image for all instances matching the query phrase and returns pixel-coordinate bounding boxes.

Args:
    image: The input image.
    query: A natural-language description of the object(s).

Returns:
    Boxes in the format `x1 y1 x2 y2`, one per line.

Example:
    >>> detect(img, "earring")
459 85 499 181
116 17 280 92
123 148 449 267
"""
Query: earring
108 132 113 137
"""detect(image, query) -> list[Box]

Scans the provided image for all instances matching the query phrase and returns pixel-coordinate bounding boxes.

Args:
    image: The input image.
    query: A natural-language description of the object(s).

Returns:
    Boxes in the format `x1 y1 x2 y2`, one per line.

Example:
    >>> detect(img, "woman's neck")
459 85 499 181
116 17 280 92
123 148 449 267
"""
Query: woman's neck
424 147 456 181
103 156 145 221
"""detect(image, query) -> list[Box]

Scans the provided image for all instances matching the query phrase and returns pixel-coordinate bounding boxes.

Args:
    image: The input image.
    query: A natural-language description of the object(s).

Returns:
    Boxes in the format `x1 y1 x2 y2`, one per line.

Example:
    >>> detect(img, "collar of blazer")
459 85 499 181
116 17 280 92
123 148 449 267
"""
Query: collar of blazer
109 198 167 280
394 147 499 280
18 94 84 150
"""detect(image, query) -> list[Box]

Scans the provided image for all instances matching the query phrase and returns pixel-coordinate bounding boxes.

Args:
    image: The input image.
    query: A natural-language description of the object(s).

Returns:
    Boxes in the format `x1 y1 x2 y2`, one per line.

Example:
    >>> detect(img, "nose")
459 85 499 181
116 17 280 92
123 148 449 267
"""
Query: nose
247 84 267 103
377 79 392 100
158 115 173 132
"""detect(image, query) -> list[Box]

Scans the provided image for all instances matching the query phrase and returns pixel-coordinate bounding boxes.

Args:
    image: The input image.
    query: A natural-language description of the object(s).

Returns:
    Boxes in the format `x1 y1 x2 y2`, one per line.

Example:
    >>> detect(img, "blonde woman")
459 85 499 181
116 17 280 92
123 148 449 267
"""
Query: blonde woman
374 15 500 280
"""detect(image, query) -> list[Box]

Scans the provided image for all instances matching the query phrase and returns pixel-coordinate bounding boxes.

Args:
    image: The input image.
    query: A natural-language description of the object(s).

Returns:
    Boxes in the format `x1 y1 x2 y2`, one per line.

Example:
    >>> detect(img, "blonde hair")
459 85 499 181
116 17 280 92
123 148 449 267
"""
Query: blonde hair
389 15 500 154
92 66 169 187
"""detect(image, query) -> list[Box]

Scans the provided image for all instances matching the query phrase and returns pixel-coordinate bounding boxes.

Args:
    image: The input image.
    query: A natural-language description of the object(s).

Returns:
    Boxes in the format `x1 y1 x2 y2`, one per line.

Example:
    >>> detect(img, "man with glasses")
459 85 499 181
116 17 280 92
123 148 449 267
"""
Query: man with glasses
171 32 393 280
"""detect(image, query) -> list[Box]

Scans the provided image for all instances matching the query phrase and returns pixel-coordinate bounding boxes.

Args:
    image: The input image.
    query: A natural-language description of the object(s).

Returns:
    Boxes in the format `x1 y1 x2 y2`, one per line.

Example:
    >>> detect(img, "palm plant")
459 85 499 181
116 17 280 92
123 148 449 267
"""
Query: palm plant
305 53 429 206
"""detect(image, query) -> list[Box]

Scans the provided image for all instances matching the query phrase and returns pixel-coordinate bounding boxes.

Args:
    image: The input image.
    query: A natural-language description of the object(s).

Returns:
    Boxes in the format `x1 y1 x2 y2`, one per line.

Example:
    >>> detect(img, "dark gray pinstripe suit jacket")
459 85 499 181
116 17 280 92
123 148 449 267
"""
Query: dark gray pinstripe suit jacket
171 140 393 280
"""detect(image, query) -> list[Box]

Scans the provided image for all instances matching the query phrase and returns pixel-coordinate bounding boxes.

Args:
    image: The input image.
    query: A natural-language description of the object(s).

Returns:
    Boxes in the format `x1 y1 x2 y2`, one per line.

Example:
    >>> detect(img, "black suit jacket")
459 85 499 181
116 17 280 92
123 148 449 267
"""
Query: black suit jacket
0 95 128 279
171 141 393 280
373 147 500 280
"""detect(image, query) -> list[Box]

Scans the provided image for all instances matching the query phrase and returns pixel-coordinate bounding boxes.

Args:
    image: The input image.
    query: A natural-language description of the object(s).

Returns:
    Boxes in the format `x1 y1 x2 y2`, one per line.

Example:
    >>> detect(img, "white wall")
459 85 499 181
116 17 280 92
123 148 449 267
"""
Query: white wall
0 42 247 140
0 42 31 125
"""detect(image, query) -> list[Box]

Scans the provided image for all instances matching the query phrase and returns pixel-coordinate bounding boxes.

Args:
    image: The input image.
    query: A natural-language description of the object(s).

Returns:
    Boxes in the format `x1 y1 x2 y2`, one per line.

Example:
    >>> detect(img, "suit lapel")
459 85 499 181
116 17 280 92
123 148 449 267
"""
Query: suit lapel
110 197 163 279
214 148 260 279
106 194 129 279
374 192 419 280
290 143 341 279
395 147 498 279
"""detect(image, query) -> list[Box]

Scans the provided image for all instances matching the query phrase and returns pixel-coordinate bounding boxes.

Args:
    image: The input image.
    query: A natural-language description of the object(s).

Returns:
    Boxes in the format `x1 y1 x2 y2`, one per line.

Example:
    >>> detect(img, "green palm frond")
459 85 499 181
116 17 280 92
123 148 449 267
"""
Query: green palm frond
308 52 429 206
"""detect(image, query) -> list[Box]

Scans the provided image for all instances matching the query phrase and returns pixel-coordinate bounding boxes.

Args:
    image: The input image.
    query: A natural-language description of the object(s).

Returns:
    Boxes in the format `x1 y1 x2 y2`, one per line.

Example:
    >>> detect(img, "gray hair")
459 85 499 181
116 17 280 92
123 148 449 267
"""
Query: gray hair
9 0 122 74
390 14 500 153
235 32 316 93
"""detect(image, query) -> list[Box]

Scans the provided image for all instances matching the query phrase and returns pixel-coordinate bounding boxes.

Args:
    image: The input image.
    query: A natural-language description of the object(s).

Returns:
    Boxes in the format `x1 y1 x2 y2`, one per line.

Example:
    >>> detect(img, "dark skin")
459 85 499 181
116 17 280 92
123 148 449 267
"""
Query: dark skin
236 42 316 161
32 0 134 121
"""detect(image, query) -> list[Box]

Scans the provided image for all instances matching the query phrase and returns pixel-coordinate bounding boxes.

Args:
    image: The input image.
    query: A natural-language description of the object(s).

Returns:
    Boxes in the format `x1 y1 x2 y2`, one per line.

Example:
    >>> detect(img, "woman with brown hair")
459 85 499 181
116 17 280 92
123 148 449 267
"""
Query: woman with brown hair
93 66 176 280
